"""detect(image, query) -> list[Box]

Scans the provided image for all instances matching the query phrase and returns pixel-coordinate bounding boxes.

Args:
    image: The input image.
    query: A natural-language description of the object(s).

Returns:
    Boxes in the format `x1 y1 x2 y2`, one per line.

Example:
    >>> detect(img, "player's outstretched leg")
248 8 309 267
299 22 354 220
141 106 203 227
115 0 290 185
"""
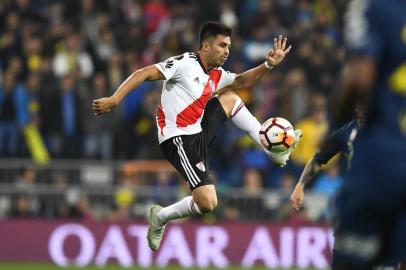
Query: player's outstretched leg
217 91 262 145
147 205 166 251
217 91 301 166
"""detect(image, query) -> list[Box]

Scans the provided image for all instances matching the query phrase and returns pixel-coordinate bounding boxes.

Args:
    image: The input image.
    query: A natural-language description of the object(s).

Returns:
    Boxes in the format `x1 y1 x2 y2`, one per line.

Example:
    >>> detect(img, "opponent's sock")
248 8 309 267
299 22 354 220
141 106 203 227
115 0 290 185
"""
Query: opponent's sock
230 97 262 145
156 196 201 225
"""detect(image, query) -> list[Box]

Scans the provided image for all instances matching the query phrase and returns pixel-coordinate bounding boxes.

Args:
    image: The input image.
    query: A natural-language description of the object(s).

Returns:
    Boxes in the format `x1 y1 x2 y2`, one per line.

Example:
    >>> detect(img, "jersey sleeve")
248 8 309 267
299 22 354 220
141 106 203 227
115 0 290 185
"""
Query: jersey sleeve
216 67 236 91
344 0 384 59
313 132 343 165
155 54 186 81
313 120 357 164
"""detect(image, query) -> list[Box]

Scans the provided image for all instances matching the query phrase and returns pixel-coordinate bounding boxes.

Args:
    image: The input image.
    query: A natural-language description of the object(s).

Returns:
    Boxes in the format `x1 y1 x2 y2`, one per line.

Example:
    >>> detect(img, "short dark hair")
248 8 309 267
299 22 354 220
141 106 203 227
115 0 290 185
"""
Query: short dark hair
199 21 232 48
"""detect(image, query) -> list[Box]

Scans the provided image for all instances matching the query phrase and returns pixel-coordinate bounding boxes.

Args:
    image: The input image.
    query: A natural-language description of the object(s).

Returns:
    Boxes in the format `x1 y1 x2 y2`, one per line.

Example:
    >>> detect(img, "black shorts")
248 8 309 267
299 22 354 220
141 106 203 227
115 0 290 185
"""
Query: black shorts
160 98 227 190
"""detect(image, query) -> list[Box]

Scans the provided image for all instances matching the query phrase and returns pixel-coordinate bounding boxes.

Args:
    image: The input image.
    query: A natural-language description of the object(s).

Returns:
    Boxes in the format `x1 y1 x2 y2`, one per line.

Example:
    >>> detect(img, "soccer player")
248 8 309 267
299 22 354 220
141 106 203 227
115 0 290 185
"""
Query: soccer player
93 21 301 251
332 0 406 269
290 111 361 211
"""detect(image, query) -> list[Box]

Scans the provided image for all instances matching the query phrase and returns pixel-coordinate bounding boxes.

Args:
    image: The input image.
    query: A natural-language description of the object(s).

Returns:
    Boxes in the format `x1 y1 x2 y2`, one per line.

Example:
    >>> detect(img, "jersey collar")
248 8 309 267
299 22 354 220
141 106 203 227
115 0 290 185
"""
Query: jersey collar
196 52 209 74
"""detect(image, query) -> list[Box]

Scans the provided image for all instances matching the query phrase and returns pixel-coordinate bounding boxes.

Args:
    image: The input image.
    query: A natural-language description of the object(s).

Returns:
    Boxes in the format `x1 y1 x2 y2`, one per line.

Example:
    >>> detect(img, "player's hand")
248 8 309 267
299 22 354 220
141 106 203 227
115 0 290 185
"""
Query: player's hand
92 96 118 115
290 182 305 211
267 129 302 167
266 35 292 67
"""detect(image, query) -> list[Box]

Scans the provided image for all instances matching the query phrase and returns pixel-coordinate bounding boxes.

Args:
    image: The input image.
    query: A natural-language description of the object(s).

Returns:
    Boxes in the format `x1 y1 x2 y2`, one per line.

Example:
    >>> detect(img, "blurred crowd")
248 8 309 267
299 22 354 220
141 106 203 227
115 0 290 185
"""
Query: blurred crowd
2 164 329 223
0 0 349 220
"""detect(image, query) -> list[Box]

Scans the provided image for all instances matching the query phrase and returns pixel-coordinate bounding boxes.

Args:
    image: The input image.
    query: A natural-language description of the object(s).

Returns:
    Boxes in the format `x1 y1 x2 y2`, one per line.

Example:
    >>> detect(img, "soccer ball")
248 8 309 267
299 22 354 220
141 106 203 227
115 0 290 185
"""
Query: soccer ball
259 117 295 153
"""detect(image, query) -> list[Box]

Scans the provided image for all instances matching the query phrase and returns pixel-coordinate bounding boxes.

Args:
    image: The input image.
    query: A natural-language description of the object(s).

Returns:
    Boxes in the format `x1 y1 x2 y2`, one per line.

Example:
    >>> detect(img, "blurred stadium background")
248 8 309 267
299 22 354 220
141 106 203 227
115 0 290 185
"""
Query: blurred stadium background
0 0 350 269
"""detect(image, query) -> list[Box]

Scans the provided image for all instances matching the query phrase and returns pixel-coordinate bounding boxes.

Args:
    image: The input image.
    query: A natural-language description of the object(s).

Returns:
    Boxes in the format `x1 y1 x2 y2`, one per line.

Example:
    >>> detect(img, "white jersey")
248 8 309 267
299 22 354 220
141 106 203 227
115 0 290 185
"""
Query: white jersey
154 52 236 143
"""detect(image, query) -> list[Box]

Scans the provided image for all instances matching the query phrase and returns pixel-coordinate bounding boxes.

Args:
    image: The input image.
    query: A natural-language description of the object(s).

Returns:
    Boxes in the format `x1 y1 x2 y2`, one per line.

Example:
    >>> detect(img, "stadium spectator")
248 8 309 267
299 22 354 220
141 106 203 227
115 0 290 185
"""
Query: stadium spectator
52 33 94 79
290 92 329 173
83 73 114 159
0 71 26 156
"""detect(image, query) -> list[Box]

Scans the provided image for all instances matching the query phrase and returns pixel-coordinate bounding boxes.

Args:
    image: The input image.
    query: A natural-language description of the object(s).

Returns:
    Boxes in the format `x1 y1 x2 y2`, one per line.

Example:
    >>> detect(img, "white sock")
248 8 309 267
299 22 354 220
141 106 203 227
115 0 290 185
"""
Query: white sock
156 196 201 225
230 97 262 145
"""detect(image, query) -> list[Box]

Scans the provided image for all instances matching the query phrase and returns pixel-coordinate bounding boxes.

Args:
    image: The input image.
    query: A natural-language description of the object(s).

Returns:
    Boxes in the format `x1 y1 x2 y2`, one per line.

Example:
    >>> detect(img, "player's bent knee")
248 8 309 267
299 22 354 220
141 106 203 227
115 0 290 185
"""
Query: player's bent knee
192 184 218 213
195 197 217 213
217 91 239 117
193 194 217 213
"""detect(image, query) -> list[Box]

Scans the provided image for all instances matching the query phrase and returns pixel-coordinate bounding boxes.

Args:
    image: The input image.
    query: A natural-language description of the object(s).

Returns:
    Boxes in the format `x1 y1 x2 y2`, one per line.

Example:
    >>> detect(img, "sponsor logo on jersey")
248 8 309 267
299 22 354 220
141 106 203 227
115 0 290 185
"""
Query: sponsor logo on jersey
165 60 174 69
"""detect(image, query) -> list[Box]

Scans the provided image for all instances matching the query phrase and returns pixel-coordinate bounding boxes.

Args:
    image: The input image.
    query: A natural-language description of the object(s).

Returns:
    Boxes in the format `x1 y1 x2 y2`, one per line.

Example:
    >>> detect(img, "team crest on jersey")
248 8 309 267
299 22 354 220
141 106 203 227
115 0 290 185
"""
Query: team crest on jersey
196 161 206 172
194 77 200 83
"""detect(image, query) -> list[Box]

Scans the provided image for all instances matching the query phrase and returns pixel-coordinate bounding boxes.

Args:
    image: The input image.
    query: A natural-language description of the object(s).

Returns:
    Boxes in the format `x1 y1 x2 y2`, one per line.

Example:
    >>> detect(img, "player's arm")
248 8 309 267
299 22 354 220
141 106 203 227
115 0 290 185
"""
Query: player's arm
223 35 291 92
93 65 164 115
290 129 343 210
290 158 322 210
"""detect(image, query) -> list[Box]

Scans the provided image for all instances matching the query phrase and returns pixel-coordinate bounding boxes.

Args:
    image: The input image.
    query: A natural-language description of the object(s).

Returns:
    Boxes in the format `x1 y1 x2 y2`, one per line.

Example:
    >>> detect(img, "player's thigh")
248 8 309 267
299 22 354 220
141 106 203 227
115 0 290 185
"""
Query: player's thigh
216 90 239 117
192 184 217 212
201 97 227 146
160 135 213 190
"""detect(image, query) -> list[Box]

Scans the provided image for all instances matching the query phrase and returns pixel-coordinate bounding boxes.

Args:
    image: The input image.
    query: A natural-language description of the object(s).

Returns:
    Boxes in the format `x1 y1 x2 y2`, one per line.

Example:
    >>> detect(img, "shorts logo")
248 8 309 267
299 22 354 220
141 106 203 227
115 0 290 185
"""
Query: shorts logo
196 161 206 172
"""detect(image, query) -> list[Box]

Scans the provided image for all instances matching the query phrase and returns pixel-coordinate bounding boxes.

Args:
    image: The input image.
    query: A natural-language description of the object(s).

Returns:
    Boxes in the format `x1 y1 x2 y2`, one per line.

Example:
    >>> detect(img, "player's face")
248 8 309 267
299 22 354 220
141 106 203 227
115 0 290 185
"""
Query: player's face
206 35 231 67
